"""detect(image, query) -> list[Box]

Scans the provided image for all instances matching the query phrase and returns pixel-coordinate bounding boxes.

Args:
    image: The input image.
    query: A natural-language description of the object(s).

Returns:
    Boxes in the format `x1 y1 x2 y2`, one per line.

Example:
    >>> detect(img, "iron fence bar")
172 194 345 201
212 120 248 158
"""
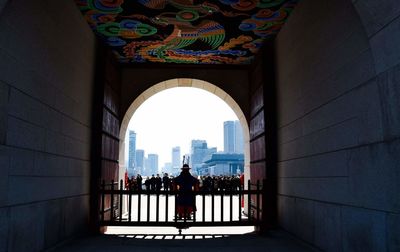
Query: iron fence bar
193 193 196 223
238 184 242 222
230 189 233 222
110 180 114 220
147 191 150 222
174 192 177 224
247 180 251 222
128 187 132 222
256 180 260 221
211 181 215 223
202 193 205 222
156 192 160 222
138 189 141 222
220 190 224 222
119 180 123 222
101 180 105 222
262 178 267 225
165 192 169 222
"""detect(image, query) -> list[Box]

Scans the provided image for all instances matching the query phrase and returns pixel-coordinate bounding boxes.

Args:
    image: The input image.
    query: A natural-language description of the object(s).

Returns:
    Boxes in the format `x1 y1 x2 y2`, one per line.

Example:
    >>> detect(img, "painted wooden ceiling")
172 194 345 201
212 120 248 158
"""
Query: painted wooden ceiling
75 0 297 64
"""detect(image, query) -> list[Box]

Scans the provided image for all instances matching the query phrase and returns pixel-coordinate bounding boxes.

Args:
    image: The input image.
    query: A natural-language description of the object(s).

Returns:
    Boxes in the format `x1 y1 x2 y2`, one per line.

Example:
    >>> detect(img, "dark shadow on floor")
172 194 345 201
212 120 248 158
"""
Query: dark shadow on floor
49 230 320 252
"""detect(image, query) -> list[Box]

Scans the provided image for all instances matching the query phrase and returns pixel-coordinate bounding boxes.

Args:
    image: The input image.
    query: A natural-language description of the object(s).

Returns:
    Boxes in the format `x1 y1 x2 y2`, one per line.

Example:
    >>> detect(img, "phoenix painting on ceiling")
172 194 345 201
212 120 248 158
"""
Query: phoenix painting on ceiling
76 0 297 64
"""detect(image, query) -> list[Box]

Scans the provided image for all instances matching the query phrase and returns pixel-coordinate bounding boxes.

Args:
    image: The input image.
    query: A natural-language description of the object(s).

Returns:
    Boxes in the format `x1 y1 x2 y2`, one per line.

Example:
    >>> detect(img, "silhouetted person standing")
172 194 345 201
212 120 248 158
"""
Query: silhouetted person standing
173 164 199 219
150 174 156 191
162 173 170 191
136 174 142 191
145 177 151 191
155 174 162 191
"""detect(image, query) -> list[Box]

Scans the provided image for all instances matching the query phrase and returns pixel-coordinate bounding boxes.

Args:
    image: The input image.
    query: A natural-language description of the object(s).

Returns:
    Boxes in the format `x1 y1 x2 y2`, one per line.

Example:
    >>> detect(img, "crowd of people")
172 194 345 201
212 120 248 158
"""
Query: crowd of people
124 173 245 192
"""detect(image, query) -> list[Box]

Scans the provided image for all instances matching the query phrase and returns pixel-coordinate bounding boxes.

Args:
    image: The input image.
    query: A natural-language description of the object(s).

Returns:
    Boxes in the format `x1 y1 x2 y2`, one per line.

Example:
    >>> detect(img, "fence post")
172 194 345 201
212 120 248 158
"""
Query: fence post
238 183 242 222
101 180 105 222
255 179 269 234
156 190 160 222
247 180 251 222
256 180 260 222
165 190 169 222
147 190 150 222
128 184 132 222
211 180 215 223
110 180 114 221
119 179 123 222
138 188 141 222
220 189 224 222
229 186 233 222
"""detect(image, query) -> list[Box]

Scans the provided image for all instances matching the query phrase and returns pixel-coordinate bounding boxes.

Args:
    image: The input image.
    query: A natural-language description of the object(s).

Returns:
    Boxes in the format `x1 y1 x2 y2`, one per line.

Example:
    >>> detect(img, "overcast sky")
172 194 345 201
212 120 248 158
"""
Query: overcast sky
126 87 239 168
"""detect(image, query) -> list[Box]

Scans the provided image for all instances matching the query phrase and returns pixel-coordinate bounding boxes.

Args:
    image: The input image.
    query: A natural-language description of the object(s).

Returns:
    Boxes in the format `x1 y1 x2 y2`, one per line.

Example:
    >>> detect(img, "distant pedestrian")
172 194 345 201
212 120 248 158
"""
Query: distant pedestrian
162 173 170 191
145 177 151 191
155 174 162 191
150 174 156 191
136 174 143 191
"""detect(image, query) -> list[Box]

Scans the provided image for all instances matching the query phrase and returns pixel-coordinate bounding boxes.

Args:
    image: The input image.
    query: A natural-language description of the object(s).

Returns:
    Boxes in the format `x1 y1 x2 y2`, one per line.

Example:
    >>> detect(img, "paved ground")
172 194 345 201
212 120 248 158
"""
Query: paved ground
50 229 318 252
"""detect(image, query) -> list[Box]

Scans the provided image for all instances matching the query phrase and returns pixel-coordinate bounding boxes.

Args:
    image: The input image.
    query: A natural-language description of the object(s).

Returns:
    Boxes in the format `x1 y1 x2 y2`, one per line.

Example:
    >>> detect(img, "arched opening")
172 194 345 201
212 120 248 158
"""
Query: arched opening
118 78 251 184
100 78 255 235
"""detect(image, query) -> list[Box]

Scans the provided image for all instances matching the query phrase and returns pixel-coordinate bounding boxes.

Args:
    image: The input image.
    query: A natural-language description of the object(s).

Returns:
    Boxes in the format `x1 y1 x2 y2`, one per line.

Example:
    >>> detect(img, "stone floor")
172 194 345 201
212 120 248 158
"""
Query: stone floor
50 228 319 252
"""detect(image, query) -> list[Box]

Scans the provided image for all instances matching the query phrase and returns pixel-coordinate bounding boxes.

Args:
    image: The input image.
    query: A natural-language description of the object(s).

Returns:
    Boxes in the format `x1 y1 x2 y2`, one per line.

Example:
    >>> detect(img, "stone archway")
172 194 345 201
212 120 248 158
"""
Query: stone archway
118 78 251 182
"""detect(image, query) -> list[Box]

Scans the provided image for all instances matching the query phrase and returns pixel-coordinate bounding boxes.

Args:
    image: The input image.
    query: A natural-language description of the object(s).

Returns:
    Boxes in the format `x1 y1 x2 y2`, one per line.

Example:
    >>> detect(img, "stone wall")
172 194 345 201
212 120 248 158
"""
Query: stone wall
0 1 96 251
275 0 400 250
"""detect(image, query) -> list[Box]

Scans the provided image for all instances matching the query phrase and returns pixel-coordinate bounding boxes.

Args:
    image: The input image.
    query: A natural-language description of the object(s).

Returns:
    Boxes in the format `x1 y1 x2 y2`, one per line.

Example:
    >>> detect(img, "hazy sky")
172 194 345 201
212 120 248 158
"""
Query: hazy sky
126 87 239 168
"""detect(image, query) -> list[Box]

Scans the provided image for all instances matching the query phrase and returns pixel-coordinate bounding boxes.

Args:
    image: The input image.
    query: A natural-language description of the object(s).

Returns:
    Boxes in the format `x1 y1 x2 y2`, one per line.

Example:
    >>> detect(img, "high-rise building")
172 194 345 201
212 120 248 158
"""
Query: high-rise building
190 140 217 174
162 162 172 174
201 153 244 176
128 130 136 175
171 146 181 176
135 149 145 175
234 120 244 153
224 121 235 153
172 146 181 169
147 154 159 175
224 120 244 154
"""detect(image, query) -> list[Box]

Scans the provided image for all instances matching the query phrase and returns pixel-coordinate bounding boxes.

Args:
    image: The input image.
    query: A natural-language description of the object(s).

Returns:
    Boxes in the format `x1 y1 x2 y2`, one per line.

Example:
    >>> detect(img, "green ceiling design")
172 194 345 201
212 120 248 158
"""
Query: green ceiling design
75 0 297 64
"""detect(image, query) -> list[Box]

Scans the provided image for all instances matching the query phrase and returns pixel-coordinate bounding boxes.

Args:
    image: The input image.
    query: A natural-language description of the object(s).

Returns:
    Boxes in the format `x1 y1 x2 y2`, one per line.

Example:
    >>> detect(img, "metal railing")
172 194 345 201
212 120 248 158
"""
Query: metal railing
99 179 266 230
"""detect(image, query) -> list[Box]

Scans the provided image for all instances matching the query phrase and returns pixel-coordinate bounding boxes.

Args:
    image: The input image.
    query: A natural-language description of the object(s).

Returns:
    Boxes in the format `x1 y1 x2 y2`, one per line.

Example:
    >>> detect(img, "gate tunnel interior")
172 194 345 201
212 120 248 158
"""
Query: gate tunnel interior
0 0 399 251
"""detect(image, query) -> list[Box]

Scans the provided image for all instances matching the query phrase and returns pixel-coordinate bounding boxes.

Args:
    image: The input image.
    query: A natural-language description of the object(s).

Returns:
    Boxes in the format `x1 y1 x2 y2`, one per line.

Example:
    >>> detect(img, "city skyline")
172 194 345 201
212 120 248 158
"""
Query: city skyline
127 123 244 175
126 87 240 168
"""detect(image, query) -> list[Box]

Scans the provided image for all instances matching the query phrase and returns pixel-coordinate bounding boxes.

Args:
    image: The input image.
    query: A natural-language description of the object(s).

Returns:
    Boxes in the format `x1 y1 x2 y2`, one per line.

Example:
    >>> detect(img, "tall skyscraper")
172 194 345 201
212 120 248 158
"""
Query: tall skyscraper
234 120 244 153
135 149 145 175
128 130 136 174
190 140 217 174
172 146 181 168
162 162 172 174
224 121 235 153
224 120 244 154
147 154 159 175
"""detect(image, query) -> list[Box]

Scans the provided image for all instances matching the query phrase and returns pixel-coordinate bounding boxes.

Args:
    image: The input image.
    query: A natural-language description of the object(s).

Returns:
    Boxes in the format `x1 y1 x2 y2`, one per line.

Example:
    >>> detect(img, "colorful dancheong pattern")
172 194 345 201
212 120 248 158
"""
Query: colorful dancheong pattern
75 0 297 64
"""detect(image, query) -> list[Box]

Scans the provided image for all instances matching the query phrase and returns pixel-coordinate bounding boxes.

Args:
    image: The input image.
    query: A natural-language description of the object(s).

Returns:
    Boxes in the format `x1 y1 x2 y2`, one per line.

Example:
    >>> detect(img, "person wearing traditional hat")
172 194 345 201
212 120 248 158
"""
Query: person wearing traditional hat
173 163 199 220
